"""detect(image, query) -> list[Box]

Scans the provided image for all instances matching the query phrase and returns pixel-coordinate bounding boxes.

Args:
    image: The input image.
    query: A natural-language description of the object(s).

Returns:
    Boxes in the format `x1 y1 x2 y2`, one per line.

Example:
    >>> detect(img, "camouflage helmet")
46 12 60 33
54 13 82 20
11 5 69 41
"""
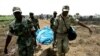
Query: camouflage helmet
62 5 70 11
12 7 22 13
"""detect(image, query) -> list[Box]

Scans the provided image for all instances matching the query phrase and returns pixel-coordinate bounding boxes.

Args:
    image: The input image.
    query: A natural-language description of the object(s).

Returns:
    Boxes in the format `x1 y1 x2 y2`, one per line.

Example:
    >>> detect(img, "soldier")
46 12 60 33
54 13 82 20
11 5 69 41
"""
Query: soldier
29 12 40 32
4 7 35 56
74 13 80 20
53 5 92 56
50 11 57 48
29 12 40 48
50 11 57 29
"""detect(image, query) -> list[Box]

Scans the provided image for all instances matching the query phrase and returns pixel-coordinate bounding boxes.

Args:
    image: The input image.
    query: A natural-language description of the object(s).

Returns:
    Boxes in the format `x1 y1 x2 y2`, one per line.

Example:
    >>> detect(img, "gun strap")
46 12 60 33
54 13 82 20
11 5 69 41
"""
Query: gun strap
60 15 68 29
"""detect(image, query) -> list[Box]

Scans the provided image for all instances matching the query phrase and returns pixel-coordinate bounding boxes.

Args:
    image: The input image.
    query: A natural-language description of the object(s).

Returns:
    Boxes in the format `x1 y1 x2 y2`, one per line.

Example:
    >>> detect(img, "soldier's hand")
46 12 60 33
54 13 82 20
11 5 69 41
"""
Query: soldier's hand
4 47 8 54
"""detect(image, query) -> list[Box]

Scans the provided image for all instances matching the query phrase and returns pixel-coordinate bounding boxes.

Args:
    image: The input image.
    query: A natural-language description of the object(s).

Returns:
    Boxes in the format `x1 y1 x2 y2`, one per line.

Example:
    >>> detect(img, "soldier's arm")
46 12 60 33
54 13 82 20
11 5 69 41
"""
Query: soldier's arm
37 23 40 29
50 18 53 28
37 19 40 29
78 22 92 34
27 19 35 32
71 17 92 34
52 18 59 32
50 18 53 25
4 35 12 54
4 27 14 54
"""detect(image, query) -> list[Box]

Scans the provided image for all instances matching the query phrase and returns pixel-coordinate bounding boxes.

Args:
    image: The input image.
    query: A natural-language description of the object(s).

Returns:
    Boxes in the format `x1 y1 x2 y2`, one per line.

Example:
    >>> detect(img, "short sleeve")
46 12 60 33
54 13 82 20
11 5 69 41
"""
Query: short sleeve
7 25 14 36
36 19 39 24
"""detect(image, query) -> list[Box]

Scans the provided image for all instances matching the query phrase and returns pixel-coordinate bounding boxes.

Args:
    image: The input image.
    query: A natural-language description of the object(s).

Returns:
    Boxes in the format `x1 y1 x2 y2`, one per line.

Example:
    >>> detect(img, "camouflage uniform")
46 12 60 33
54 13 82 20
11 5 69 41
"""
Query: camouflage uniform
50 11 57 48
50 17 55 29
50 17 57 48
8 18 35 56
31 18 39 32
53 15 79 56
29 16 40 48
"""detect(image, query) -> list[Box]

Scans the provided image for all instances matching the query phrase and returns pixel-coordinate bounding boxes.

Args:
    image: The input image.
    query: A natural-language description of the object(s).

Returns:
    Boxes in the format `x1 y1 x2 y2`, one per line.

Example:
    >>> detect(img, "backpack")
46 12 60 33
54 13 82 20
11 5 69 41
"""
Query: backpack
67 26 77 41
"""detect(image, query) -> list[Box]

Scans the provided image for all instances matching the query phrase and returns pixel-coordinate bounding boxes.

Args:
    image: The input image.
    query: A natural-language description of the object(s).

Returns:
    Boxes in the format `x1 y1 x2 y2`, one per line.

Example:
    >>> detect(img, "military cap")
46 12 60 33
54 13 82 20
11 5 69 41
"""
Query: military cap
53 11 57 14
29 12 34 15
12 7 22 13
62 5 70 11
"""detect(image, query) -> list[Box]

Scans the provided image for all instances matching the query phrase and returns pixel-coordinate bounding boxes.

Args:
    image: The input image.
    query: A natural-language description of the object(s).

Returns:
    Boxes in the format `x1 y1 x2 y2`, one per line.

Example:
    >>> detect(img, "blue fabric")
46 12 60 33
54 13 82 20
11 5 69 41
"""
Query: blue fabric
36 26 54 45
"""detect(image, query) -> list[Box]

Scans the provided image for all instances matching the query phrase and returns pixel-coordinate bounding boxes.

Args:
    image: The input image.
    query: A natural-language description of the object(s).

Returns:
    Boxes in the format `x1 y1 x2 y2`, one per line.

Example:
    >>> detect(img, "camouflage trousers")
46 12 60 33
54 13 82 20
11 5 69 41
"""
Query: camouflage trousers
18 43 34 56
56 33 69 56
52 32 57 48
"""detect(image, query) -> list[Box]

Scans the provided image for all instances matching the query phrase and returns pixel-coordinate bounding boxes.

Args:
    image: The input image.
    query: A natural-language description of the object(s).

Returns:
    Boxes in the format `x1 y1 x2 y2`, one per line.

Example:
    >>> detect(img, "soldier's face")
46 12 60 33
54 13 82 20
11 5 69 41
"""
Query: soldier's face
14 12 22 19
54 13 57 17
62 11 69 16
30 14 34 18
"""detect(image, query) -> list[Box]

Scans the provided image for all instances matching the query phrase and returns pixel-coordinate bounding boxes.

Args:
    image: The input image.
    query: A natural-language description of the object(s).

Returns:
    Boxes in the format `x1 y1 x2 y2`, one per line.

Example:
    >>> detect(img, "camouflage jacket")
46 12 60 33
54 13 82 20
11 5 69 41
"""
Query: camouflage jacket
50 17 55 29
53 14 79 33
29 18 40 31
8 18 35 46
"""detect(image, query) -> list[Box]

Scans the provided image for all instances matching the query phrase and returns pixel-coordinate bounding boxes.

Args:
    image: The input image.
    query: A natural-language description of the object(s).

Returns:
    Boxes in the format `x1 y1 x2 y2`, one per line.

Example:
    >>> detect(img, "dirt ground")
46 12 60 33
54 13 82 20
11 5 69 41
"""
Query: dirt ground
0 19 100 56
